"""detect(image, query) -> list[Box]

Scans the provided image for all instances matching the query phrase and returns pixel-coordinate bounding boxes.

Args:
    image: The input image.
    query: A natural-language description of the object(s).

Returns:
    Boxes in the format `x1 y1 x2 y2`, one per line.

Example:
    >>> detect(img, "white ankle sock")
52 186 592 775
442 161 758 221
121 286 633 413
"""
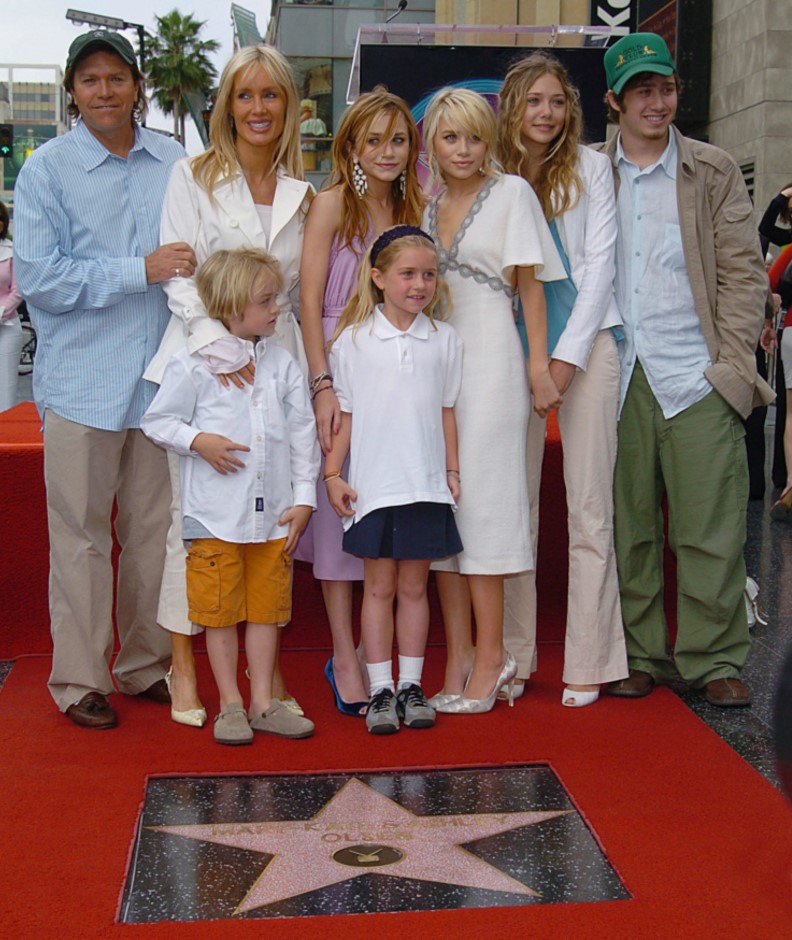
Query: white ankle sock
397 655 424 690
366 660 394 695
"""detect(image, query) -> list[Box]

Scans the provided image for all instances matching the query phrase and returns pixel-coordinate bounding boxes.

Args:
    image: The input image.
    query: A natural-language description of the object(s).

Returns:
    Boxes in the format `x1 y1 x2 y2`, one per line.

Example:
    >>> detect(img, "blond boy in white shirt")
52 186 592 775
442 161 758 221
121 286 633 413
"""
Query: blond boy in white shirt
142 248 319 744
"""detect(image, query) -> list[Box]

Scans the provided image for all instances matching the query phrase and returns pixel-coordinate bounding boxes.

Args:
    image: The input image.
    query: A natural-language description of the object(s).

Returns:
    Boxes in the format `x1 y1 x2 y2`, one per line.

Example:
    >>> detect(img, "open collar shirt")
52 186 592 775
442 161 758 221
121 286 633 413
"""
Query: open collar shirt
13 121 185 430
141 337 319 544
614 131 712 418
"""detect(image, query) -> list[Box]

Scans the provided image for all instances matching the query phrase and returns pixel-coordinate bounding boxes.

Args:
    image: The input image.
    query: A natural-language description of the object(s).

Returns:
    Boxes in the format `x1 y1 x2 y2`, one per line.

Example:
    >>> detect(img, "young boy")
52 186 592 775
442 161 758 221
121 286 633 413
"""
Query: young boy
142 248 320 744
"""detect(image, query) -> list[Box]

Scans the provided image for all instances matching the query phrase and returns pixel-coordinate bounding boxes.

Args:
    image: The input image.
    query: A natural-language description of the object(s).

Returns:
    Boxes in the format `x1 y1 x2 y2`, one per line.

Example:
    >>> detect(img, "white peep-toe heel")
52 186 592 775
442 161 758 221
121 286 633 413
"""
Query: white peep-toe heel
561 687 600 708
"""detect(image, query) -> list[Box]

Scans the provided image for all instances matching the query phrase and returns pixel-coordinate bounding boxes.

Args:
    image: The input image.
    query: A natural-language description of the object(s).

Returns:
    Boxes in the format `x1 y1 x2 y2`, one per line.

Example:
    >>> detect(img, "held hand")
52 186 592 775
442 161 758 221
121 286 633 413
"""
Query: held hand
760 323 779 353
218 359 256 390
313 386 341 454
548 359 577 397
191 433 250 474
530 369 563 418
145 242 198 284
278 505 313 557
326 476 357 518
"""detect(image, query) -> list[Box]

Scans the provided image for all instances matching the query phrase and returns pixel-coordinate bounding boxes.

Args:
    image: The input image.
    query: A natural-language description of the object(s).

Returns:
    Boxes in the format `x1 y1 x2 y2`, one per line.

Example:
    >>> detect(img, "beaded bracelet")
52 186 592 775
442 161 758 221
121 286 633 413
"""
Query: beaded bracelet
310 371 332 393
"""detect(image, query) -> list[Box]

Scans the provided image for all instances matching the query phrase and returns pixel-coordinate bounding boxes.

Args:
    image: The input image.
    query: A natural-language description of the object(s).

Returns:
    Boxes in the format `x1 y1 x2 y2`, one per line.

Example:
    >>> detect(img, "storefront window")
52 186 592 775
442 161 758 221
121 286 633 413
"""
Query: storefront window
291 57 334 174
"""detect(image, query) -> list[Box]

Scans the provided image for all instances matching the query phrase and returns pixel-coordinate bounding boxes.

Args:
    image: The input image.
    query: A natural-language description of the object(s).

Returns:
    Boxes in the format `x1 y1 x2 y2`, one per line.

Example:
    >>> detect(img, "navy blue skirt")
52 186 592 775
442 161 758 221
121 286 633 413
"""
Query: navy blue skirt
342 502 463 561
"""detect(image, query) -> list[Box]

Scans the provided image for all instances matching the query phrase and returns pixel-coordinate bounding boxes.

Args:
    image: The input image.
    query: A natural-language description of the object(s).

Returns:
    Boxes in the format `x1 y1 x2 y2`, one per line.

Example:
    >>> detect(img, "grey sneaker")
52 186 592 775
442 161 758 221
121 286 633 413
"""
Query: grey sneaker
396 684 436 729
249 699 314 738
365 688 400 735
214 703 253 745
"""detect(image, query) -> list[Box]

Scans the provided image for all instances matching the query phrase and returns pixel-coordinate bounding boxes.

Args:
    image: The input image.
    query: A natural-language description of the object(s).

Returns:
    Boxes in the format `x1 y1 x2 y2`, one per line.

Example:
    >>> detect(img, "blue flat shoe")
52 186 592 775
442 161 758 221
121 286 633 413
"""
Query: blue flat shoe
324 657 368 717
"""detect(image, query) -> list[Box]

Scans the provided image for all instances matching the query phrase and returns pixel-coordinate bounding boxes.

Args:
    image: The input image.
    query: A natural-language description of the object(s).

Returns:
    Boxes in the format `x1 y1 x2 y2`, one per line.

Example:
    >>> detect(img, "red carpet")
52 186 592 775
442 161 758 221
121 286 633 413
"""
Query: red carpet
1 647 791 937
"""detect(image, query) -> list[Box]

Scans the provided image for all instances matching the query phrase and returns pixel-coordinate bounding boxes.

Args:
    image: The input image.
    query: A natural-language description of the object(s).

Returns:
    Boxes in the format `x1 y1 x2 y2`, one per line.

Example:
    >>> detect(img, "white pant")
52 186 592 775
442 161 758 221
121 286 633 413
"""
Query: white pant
157 449 203 635
503 331 628 685
0 318 23 412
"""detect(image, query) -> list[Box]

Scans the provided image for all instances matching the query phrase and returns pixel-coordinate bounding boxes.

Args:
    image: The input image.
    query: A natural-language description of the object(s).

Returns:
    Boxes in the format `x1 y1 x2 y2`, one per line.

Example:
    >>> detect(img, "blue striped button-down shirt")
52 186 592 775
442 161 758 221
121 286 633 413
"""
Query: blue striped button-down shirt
614 131 712 418
14 121 186 430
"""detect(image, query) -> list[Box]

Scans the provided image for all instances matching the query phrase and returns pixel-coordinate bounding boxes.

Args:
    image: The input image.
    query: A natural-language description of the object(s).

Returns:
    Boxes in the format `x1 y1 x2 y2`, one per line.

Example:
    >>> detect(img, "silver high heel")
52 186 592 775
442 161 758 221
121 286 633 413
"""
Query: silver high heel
429 692 462 710
165 667 207 728
441 653 518 715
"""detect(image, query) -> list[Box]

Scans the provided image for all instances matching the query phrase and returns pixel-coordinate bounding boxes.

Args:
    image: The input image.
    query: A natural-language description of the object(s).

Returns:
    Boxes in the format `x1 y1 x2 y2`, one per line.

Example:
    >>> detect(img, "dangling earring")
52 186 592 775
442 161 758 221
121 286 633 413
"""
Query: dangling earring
478 164 485 176
352 156 367 199
399 169 407 198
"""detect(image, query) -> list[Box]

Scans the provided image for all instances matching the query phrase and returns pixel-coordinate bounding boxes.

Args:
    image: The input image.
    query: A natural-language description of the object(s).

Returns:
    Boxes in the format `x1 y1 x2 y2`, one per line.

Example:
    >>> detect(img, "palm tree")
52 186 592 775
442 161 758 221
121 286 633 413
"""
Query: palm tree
145 10 219 144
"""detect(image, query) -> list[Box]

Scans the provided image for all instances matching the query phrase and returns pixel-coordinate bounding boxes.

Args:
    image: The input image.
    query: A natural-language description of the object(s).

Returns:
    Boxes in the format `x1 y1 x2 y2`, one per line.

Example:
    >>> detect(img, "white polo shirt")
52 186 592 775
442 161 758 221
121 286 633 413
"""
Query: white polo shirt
142 337 319 543
330 307 463 530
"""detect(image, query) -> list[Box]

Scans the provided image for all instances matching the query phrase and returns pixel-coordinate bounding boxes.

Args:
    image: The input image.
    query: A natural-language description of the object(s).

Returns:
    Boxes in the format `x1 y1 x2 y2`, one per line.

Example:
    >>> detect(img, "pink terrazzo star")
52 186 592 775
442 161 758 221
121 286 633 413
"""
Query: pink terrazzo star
152 776 571 913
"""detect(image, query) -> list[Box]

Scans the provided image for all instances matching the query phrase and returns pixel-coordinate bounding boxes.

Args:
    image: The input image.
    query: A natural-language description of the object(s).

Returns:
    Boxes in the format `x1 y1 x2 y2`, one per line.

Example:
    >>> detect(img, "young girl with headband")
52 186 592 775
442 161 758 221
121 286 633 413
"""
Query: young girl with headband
324 226 463 735
298 89 424 717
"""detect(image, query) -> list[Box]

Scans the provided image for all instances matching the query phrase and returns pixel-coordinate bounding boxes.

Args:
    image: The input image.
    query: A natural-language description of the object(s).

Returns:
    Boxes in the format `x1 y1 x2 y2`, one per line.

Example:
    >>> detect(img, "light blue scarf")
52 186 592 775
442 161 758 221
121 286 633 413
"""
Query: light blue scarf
516 218 577 357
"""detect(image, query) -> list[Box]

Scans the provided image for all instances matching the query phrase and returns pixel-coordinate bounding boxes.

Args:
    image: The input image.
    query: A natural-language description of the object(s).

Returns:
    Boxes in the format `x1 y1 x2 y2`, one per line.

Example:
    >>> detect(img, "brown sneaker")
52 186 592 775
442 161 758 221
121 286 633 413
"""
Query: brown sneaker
607 669 655 698
705 677 751 707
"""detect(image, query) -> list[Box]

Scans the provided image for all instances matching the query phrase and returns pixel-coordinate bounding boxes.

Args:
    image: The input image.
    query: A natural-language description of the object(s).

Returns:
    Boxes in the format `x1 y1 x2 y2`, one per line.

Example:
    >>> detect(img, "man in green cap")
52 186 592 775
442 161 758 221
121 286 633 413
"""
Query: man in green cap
14 31 197 728
598 33 773 707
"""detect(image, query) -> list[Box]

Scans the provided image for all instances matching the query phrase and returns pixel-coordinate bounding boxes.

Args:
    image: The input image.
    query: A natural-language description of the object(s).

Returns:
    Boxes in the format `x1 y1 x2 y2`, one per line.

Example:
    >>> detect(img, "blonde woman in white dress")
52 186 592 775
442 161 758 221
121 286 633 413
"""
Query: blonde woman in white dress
422 87 565 714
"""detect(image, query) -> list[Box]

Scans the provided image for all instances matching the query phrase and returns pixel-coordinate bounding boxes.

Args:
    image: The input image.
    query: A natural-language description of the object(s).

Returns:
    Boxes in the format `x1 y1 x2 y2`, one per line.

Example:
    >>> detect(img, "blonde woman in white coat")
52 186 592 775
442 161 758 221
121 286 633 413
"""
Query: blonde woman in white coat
144 45 312 724
497 52 628 707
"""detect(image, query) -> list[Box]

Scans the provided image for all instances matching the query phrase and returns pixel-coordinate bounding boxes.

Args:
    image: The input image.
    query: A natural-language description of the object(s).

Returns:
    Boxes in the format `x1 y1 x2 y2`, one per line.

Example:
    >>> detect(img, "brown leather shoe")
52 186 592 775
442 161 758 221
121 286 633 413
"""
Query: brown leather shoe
65 692 117 729
138 678 171 705
705 677 751 707
607 669 655 698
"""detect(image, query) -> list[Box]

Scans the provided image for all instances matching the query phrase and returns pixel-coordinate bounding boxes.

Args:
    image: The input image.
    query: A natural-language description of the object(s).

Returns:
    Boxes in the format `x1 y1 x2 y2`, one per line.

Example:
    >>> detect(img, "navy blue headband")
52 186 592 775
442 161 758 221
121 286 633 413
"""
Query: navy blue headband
370 225 434 268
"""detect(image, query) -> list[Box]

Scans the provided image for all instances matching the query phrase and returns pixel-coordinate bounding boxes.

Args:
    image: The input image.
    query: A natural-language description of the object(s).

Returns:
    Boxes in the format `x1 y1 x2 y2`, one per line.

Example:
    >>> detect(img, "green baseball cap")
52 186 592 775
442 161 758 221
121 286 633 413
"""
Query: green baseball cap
604 32 675 95
66 30 138 72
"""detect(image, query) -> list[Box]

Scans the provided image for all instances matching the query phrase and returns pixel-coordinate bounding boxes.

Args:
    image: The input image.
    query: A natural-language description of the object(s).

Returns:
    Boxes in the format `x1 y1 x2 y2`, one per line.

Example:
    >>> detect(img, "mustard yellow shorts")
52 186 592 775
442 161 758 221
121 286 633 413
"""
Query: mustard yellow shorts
185 537 292 628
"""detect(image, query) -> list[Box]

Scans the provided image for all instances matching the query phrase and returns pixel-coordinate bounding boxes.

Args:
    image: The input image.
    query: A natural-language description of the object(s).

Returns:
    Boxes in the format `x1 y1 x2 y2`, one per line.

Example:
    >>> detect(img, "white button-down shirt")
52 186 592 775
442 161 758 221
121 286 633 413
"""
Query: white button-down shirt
331 307 463 531
614 132 712 417
142 337 319 543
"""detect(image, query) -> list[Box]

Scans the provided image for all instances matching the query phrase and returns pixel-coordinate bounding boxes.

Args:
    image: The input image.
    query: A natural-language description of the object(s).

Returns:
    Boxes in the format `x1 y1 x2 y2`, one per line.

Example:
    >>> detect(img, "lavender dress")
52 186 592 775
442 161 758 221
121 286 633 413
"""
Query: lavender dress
298 231 372 580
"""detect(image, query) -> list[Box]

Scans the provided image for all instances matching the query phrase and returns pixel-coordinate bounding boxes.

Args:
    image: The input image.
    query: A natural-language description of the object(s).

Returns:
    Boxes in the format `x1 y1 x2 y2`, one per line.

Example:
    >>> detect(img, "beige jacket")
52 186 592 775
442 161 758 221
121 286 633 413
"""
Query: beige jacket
597 126 774 418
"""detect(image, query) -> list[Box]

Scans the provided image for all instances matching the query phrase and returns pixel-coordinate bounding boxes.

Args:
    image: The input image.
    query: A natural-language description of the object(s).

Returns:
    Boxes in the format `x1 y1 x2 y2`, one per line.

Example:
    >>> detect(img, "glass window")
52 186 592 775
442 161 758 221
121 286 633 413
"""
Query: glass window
291 57 334 174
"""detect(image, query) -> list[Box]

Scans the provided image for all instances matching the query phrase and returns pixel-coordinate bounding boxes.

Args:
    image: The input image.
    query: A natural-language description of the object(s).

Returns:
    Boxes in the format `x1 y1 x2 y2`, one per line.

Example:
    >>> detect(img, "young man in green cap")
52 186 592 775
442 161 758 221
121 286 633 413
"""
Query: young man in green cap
598 33 773 707
14 31 197 728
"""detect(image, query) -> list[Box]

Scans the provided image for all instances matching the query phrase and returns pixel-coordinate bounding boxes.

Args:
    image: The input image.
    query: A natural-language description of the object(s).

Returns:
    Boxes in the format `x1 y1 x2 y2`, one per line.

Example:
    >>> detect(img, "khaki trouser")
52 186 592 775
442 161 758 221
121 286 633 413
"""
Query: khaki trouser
504 330 628 685
614 363 750 687
44 411 172 711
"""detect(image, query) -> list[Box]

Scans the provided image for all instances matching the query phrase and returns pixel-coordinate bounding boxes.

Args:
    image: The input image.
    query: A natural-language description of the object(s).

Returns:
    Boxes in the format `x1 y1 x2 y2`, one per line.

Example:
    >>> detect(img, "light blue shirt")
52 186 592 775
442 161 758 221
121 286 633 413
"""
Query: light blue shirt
13 121 186 430
614 131 712 418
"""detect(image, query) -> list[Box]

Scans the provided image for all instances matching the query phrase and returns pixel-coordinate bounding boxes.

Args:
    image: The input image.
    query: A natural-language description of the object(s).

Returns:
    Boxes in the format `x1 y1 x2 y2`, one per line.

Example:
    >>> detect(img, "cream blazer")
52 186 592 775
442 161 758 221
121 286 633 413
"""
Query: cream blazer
145 159 312 384
551 145 622 372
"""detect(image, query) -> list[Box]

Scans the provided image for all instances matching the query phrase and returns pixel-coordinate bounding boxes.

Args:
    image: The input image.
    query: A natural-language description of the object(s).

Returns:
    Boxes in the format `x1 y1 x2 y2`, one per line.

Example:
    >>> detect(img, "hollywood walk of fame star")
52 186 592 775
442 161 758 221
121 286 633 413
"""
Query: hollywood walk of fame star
151 776 571 914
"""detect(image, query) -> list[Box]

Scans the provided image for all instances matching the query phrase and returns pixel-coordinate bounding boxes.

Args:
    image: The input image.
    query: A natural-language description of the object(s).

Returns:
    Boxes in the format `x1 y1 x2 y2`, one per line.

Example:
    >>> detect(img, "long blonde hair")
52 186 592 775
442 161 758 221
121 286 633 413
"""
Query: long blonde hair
497 52 583 220
422 87 502 184
191 45 304 195
327 89 424 250
331 229 449 346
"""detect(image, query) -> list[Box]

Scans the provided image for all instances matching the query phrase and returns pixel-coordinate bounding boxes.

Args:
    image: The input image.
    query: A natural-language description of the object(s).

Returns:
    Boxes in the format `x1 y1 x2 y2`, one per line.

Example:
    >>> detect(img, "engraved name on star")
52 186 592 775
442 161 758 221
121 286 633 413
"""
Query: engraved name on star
151 776 571 913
